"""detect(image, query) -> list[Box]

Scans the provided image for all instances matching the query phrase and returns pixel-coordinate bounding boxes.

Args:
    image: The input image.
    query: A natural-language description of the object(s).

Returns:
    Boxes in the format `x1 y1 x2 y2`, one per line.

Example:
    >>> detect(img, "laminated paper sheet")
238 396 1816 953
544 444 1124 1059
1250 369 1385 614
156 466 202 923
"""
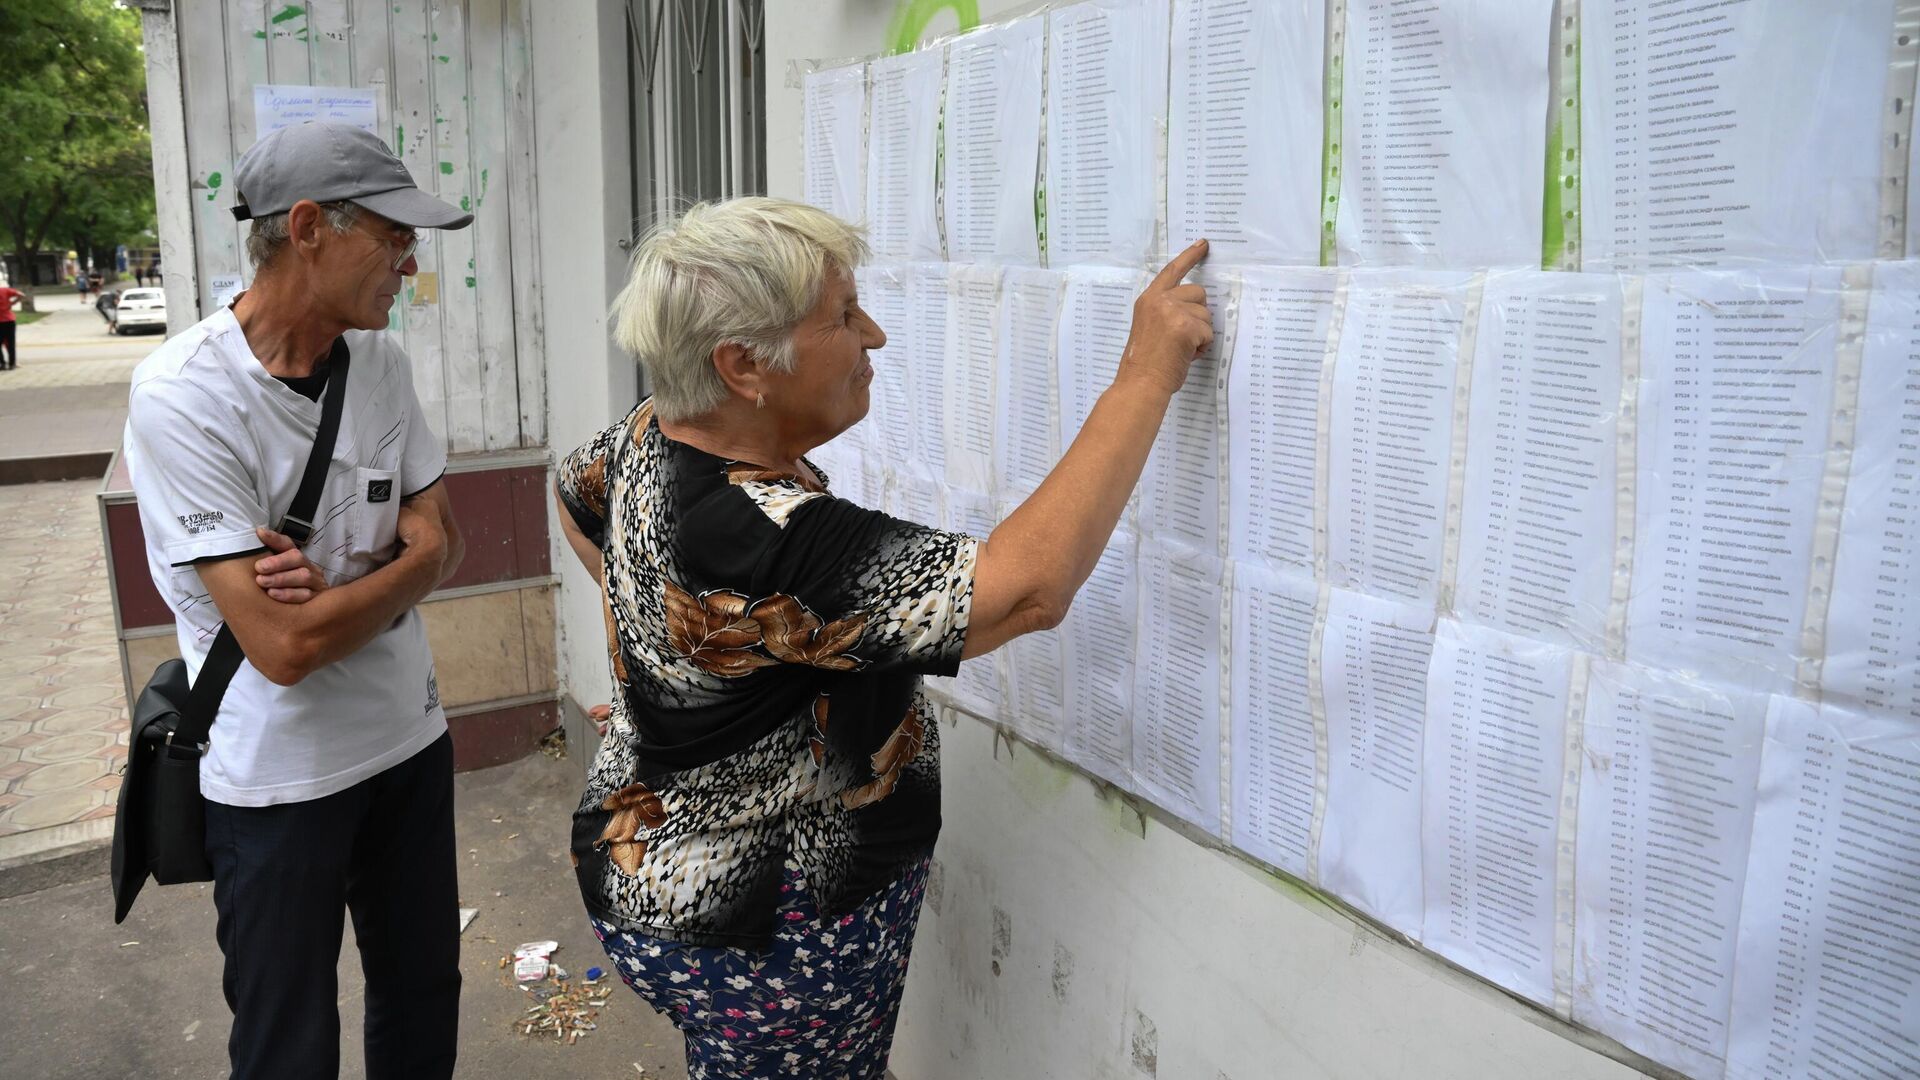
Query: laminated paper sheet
802 63 866 224
1581 1 1896 270
1226 267 1339 572
1724 696 1920 1080
994 268 1067 499
1573 661 1767 1079
1327 269 1477 607
1627 268 1841 696
943 485 997 540
1335 0 1552 267
945 266 1004 494
1419 619 1575 1009
837 458 885 512
859 265 917 471
1824 259 1920 721
1044 0 1169 266
1167 0 1325 263
944 17 1045 264
1228 561 1321 881
1454 270 1624 650
902 263 953 483
1131 539 1224 834
1003 627 1067 751
1057 267 1150 446
1062 530 1139 790
1138 270 1232 560
865 50 943 260
1318 587 1437 938
885 473 943 533
933 491 998 719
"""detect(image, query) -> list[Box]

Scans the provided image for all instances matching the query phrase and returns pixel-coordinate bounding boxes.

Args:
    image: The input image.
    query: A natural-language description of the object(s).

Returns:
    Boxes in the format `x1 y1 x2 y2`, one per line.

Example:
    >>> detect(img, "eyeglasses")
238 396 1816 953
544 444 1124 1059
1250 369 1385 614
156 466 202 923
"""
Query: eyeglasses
338 204 420 272
382 230 422 273
362 222 421 273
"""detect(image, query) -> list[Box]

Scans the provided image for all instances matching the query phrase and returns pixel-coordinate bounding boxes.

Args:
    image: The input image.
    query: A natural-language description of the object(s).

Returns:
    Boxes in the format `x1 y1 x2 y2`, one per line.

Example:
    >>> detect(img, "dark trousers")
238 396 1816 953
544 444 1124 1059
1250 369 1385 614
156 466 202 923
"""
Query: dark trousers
204 732 461 1080
0 321 15 367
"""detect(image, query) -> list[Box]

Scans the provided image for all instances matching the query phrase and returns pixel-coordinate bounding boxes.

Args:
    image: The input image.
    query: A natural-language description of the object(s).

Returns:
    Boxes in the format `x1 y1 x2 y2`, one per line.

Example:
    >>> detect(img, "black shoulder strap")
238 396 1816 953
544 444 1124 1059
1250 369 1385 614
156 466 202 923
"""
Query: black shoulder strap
175 337 352 748
176 627 244 750
279 336 352 545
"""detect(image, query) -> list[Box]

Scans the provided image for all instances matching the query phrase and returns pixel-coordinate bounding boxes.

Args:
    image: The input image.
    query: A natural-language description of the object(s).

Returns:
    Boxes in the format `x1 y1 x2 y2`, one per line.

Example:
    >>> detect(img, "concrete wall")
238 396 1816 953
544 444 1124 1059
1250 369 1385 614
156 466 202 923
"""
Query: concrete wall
763 4 1655 1077
528 1 638 721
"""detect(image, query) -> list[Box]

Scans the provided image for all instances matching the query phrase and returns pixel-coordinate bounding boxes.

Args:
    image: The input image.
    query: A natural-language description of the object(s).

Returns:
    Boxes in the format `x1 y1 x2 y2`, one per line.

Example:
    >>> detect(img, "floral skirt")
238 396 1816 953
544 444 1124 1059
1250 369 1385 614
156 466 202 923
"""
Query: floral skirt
591 855 931 1079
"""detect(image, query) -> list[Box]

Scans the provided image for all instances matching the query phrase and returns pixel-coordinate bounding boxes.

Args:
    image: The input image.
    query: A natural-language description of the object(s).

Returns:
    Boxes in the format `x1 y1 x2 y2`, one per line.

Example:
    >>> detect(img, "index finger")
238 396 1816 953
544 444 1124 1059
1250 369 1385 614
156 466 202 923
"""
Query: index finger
1148 238 1210 292
256 525 297 553
254 549 308 575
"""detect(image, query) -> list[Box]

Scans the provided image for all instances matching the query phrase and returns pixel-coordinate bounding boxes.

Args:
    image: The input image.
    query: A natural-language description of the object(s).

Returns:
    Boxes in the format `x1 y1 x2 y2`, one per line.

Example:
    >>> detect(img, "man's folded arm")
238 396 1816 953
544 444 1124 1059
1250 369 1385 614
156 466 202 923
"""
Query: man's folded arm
195 497 454 686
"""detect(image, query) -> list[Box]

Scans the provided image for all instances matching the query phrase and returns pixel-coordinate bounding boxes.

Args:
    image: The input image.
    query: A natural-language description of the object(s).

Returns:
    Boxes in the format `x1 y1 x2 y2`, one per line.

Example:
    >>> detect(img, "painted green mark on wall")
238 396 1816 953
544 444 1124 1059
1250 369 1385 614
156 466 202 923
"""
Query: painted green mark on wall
1319 48 1344 266
436 55 451 64
464 276 476 289
478 168 489 208
886 0 979 55
270 4 306 24
461 196 471 212
205 171 223 202
1542 17 1581 270
395 123 405 149
439 161 453 175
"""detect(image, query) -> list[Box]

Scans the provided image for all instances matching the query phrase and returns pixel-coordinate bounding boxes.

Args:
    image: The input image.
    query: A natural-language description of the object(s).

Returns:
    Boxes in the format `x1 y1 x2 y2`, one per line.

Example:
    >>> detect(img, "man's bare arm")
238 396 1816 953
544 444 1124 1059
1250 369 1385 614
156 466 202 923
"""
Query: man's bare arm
406 480 464 585
250 479 463 604
197 498 452 685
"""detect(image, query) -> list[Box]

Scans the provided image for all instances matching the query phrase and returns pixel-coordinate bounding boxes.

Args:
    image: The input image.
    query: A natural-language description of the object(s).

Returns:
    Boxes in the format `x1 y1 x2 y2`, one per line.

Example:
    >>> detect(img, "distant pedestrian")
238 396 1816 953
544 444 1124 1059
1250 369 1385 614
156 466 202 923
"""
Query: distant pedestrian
0 283 23 369
133 266 145 287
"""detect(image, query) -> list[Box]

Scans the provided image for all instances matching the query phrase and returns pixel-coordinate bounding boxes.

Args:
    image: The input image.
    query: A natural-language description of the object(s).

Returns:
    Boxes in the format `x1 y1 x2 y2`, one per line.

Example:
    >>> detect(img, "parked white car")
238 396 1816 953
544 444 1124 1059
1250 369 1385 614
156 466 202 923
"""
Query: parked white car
111 288 167 334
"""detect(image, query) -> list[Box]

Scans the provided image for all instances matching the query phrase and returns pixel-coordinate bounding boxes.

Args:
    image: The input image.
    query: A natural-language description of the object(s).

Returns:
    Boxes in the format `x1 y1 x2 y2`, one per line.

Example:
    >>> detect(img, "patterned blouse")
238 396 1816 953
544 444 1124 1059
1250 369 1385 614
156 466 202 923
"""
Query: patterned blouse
557 401 978 949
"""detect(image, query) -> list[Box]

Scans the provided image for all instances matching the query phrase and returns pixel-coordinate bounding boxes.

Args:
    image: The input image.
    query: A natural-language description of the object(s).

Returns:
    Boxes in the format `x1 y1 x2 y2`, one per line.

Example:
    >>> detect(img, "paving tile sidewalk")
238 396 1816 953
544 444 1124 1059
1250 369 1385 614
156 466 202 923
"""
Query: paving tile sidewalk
0 287 155 853
0 750 691 1079
0 480 128 840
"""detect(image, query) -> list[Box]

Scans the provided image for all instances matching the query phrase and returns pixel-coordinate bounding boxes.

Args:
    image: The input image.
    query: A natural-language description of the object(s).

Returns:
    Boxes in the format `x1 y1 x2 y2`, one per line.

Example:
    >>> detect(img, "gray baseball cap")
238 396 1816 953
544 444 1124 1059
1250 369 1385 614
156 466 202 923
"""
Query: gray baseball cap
230 121 473 230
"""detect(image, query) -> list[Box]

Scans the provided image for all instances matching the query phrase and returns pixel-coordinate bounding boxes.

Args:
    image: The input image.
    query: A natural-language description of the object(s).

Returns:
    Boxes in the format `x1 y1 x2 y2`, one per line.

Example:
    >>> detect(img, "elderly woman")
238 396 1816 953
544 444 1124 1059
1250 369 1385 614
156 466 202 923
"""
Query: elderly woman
554 197 1210 1078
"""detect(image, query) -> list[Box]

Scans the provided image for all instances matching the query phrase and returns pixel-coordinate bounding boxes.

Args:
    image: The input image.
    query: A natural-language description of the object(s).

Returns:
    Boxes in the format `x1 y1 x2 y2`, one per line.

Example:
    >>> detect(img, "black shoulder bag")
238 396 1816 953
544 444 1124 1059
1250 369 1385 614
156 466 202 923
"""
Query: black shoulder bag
111 340 351 923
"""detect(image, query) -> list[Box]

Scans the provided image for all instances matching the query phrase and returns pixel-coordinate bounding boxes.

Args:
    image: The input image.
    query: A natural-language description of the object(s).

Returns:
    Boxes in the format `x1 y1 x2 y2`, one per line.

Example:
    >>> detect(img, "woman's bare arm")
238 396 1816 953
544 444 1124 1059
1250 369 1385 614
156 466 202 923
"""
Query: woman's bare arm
963 240 1214 658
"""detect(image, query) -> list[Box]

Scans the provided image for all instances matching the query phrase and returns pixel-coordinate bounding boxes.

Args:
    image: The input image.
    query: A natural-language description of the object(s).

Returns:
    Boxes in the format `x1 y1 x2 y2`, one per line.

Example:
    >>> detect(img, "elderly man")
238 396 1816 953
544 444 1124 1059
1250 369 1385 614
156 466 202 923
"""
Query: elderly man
124 121 469 1079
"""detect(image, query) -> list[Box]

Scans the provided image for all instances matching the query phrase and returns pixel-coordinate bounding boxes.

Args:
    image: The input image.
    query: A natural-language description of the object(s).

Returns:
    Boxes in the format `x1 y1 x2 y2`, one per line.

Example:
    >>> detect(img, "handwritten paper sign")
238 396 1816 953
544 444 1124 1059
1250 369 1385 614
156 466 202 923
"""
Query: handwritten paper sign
253 85 379 137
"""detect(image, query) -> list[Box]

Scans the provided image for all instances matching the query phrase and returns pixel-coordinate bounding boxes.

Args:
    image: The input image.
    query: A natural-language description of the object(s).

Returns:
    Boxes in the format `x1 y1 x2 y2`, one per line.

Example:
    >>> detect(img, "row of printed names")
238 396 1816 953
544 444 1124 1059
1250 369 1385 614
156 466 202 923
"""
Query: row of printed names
908 547 1920 1080
808 0 1910 273
804 254 1920 1080
819 259 1920 725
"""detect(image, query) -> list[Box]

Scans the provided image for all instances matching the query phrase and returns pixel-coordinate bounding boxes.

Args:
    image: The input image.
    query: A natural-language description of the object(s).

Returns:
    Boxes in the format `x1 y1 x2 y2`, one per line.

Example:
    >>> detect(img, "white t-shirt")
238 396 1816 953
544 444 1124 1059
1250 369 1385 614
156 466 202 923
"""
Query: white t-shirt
125 306 448 807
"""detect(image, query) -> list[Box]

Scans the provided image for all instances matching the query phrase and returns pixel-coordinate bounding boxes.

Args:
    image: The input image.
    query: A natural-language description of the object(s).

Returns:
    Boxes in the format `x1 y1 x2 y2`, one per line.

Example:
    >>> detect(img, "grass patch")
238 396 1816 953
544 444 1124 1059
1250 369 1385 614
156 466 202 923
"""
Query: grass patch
14 310 48 326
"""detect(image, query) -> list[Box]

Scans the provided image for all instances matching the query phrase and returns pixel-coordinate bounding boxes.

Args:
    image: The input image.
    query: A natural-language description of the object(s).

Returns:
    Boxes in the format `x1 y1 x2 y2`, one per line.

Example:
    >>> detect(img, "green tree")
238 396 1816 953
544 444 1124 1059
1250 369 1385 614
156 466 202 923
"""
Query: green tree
0 0 154 294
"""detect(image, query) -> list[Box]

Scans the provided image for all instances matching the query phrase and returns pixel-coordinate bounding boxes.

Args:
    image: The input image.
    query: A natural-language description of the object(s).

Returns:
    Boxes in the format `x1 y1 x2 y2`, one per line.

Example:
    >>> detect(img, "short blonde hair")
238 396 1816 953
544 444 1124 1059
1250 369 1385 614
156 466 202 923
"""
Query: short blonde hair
611 197 869 422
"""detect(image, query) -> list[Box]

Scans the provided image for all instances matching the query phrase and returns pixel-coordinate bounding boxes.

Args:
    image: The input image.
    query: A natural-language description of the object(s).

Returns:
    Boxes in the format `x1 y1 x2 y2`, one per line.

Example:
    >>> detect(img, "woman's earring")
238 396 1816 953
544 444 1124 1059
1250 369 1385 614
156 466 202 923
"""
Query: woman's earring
755 392 766 410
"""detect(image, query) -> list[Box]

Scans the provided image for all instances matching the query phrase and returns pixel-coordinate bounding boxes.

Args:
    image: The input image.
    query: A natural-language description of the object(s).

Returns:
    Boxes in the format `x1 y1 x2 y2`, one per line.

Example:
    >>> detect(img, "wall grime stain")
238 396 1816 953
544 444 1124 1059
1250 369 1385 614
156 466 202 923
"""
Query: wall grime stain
1050 942 1074 1001
926 857 946 916
990 905 1011 977
1003 735 1076 807
1130 1009 1158 1076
